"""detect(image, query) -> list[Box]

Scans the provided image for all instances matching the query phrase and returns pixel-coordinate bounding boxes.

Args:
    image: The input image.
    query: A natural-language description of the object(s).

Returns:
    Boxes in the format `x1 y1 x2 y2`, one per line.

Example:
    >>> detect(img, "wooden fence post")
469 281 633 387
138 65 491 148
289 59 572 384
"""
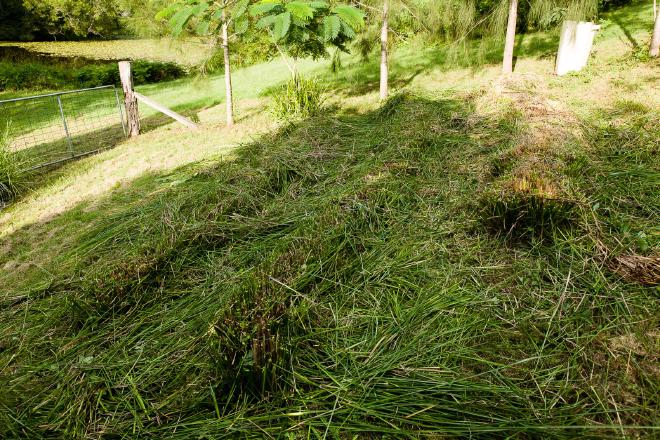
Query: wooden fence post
118 61 140 137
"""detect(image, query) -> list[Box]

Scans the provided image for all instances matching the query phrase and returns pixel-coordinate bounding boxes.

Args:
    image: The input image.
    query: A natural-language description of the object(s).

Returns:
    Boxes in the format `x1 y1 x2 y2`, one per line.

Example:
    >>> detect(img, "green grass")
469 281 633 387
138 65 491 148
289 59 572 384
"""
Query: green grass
0 2 658 438
0 39 211 67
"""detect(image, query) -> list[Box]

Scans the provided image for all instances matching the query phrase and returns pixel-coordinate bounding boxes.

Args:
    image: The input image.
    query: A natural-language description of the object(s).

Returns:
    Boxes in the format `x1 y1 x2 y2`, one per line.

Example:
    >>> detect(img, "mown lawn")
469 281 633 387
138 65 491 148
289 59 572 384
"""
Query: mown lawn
0 2 658 438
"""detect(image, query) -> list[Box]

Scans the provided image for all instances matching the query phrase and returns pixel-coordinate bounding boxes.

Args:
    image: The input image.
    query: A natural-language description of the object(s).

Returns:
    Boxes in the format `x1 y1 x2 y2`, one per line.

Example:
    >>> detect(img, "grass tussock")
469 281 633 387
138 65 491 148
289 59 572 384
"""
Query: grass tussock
269 74 324 120
1 89 657 438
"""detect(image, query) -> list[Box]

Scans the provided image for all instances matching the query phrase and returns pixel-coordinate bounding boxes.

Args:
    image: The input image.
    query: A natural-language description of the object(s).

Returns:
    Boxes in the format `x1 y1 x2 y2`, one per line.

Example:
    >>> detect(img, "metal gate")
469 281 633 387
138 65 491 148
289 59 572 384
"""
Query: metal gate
0 85 126 170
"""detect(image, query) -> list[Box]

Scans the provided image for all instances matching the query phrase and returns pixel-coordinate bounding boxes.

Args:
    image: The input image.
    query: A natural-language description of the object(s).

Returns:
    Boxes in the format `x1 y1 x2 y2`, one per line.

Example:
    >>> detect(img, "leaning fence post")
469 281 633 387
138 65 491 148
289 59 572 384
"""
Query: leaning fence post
118 61 140 137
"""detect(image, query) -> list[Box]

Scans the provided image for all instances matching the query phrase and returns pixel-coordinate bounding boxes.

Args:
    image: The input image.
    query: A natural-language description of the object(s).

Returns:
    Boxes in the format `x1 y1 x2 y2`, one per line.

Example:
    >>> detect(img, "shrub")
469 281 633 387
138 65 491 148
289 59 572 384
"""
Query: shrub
270 75 323 120
75 61 186 88
0 61 70 90
0 124 23 204
0 59 187 92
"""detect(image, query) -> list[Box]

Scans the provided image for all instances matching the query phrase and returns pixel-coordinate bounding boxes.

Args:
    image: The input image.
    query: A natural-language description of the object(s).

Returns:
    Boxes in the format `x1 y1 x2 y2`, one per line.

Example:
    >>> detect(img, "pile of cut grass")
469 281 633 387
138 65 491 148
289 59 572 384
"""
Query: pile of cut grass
1 91 657 438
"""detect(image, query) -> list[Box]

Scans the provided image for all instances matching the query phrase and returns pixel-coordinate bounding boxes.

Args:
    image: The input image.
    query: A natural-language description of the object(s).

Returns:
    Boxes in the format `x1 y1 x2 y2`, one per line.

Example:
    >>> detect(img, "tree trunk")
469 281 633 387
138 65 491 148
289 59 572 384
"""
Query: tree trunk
221 9 234 127
379 0 389 101
651 7 660 57
502 0 518 74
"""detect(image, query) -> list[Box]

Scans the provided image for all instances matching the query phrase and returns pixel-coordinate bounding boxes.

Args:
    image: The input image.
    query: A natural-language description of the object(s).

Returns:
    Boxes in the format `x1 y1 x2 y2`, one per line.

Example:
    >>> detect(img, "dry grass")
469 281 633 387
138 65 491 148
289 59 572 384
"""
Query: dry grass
611 253 660 286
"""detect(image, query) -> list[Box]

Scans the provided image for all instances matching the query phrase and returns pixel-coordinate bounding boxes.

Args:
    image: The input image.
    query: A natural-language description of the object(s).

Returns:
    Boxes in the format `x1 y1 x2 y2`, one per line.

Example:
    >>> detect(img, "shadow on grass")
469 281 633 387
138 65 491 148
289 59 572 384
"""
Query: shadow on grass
319 32 560 97
10 103 208 199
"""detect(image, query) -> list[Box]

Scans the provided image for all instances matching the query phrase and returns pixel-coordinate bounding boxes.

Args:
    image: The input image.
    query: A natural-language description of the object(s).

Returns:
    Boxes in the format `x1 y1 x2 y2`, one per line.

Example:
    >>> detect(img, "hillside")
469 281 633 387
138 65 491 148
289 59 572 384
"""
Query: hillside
1 2 658 438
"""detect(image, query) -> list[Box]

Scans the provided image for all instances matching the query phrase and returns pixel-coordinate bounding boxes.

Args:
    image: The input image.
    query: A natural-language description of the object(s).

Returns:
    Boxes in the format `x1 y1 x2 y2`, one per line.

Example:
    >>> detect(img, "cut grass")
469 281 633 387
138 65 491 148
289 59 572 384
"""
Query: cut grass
1 90 657 437
0 2 658 438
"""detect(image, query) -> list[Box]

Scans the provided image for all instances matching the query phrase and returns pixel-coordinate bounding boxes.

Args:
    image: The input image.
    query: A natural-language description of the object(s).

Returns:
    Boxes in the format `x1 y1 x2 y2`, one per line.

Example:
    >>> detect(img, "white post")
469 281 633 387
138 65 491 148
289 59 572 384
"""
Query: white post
379 0 389 101
555 21 600 75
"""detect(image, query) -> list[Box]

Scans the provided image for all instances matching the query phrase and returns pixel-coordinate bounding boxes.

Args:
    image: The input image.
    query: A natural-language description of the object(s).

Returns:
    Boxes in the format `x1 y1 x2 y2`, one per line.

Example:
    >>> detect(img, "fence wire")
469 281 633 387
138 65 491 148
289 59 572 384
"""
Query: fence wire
0 85 126 170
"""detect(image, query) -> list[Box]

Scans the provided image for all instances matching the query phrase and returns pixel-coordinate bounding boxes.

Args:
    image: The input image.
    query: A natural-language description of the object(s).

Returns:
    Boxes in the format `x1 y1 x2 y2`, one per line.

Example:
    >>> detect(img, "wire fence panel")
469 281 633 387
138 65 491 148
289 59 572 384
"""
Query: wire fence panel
0 85 126 170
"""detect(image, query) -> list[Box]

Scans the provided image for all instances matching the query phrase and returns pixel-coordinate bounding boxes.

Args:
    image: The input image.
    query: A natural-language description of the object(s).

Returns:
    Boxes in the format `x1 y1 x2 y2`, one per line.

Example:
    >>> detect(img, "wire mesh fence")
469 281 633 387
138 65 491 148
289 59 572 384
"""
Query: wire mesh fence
0 85 126 170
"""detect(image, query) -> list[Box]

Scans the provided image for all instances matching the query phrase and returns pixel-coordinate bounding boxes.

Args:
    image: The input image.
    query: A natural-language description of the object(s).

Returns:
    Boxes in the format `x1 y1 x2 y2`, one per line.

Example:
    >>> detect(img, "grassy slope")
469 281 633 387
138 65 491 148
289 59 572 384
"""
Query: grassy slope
1 2 658 438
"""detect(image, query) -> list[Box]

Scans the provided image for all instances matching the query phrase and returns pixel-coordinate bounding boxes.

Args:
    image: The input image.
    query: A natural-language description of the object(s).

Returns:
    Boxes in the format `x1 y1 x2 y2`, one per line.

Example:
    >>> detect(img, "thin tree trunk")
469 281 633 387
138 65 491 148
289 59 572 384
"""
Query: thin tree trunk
651 7 660 57
221 9 234 127
274 42 296 78
380 0 389 101
502 0 518 74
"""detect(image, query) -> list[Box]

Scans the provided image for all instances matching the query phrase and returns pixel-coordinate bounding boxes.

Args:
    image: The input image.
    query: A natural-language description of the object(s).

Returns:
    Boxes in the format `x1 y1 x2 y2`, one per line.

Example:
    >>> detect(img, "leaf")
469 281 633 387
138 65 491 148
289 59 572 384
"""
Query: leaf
234 16 249 35
308 1 329 10
231 0 250 19
155 4 179 21
256 14 278 29
332 5 365 31
196 19 212 35
191 1 210 17
285 1 314 22
322 15 340 42
273 11 292 41
250 1 282 16
169 5 196 36
339 20 356 39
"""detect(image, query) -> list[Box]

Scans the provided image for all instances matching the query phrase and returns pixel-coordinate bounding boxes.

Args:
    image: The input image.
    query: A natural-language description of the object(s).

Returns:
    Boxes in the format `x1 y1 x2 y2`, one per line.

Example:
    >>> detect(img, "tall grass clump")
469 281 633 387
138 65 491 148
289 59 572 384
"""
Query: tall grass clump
270 75 323 120
0 123 23 204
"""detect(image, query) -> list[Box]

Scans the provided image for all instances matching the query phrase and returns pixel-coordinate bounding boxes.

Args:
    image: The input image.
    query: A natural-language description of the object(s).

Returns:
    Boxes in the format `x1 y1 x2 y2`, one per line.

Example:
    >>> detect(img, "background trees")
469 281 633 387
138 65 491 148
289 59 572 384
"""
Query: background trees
21 0 124 39
1 1 653 68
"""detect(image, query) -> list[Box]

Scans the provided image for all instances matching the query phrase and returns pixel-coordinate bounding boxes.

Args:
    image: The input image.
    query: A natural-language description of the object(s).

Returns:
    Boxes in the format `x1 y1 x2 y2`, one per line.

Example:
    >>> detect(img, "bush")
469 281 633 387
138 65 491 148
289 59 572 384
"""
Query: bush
0 59 187 92
75 61 185 88
0 61 70 90
0 124 23 204
270 75 324 120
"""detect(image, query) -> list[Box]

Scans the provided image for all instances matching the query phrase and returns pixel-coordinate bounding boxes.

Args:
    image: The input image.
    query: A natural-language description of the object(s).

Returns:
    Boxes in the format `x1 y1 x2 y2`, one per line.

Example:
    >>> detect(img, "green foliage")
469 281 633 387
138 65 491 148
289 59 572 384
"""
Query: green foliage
269 74 323 119
0 55 186 92
528 0 601 30
22 0 124 39
203 32 275 71
353 0 634 56
158 0 253 38
250 0 365 59
75 61 186 88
